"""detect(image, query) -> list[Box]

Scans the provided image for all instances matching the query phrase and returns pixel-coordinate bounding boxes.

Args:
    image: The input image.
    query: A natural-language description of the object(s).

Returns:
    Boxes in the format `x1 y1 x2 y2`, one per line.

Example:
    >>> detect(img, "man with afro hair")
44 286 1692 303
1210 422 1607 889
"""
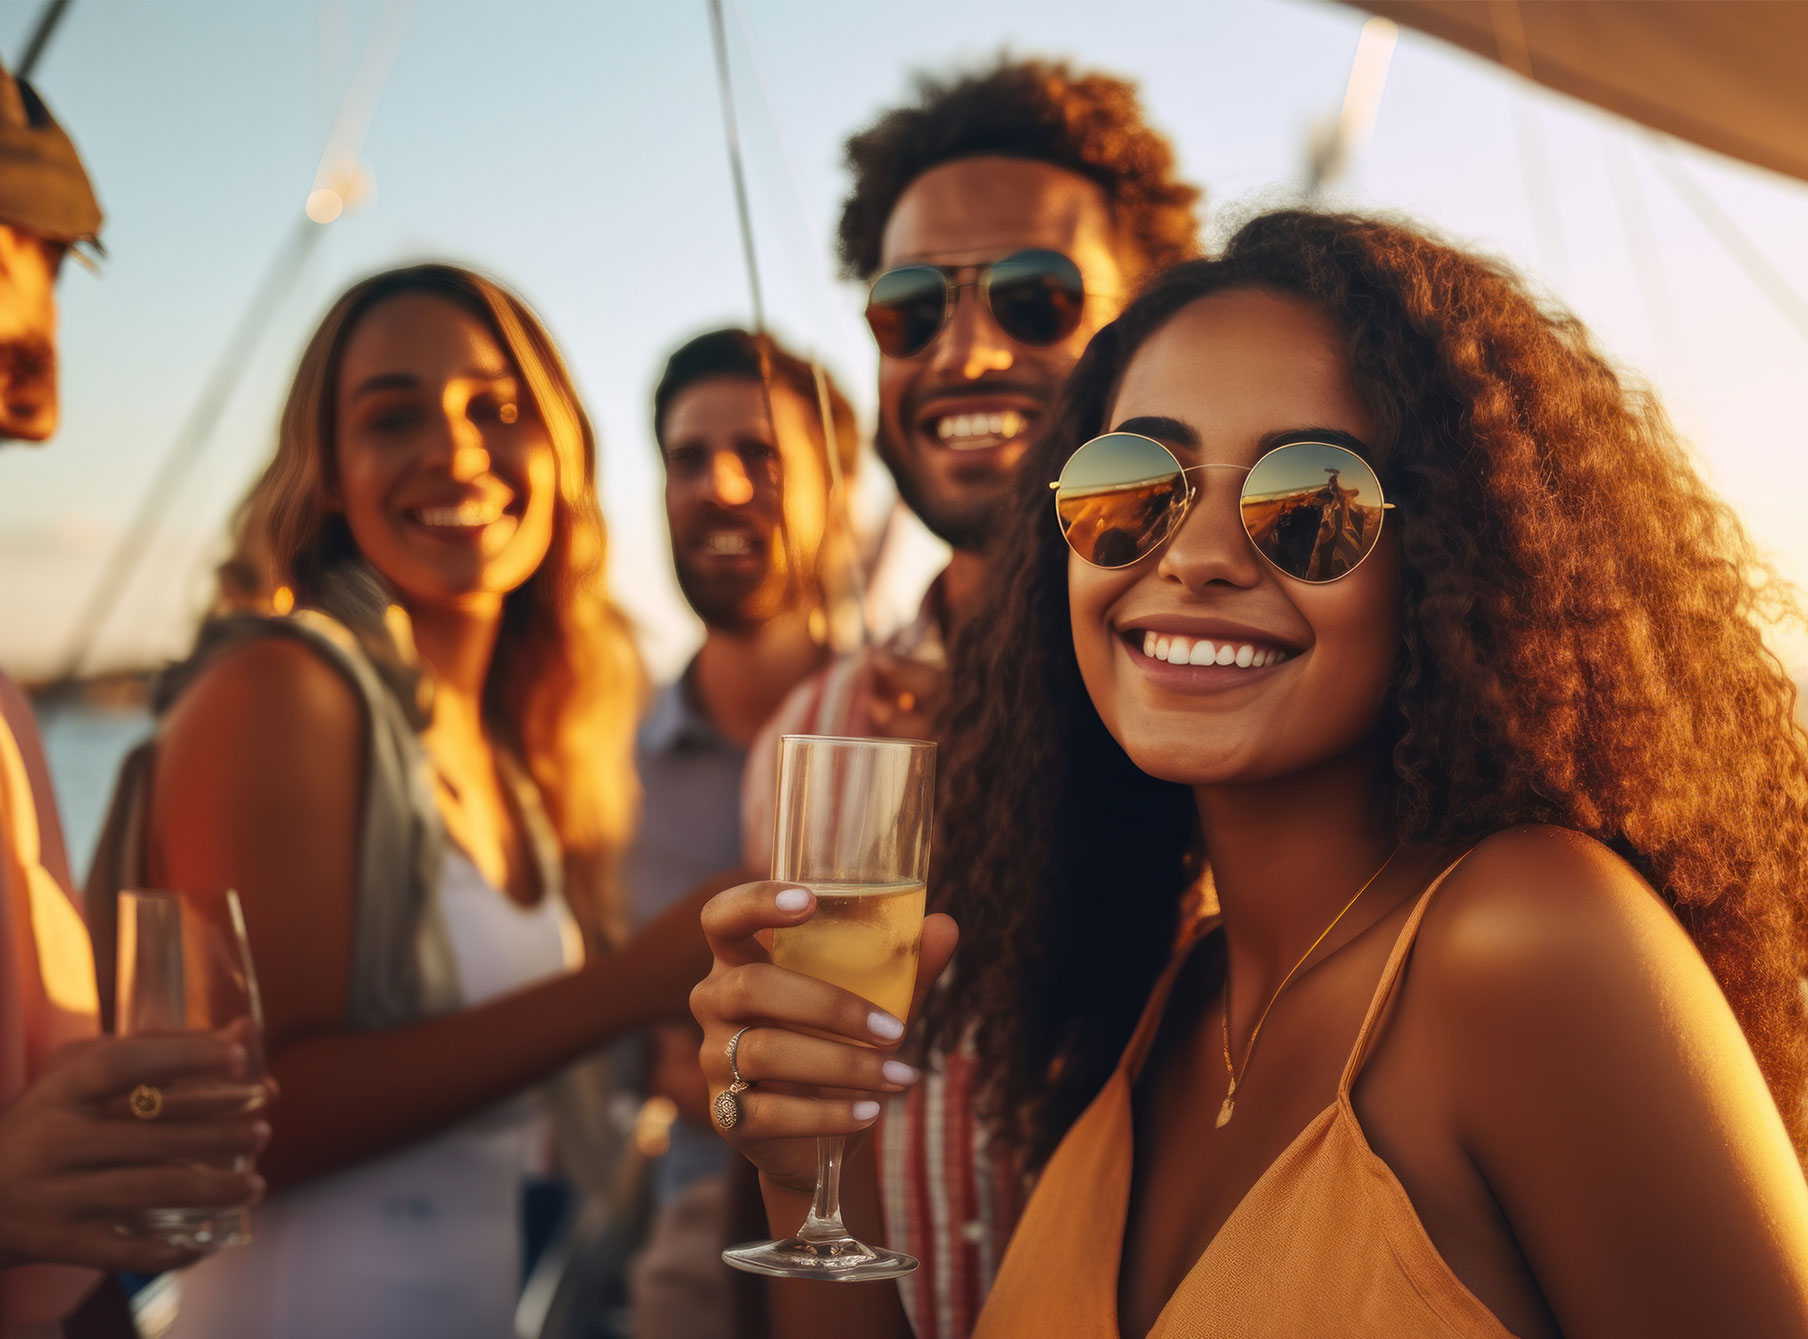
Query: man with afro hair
736 55 1200 1339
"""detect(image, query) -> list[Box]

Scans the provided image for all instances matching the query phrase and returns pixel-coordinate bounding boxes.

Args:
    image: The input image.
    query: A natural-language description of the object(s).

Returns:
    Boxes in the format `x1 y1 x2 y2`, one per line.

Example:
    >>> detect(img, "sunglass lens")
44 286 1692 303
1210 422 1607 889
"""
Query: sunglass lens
1241 442 1386 582
985 250 1086 347
1054 433 1188 568
866 266 948 358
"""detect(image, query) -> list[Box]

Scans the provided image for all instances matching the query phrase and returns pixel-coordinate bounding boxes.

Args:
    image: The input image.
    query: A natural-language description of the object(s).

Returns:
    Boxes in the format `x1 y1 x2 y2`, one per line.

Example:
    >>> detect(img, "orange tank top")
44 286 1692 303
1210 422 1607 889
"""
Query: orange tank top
972 853 1519 1339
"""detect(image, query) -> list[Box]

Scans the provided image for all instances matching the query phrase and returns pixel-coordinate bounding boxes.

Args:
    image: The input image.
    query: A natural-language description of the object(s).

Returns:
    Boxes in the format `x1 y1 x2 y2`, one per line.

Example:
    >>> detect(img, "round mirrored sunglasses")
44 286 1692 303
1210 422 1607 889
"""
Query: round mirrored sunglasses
1050 432 1394 582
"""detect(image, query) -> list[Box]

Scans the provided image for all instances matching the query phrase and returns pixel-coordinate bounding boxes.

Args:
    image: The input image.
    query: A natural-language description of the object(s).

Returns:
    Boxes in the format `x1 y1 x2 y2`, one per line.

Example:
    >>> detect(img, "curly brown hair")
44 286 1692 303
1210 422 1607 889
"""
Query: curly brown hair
836 56 1201 281
928 209 1808 1171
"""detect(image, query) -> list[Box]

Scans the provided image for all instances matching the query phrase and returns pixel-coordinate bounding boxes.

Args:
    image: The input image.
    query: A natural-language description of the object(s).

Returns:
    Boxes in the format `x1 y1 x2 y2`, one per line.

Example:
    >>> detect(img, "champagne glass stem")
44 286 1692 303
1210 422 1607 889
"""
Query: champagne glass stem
799 1136 849 1243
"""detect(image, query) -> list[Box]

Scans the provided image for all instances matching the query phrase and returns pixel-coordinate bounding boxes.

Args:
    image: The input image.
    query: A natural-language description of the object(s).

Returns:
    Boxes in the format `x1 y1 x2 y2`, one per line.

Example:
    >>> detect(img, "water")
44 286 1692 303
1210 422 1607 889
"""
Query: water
33 702 153 885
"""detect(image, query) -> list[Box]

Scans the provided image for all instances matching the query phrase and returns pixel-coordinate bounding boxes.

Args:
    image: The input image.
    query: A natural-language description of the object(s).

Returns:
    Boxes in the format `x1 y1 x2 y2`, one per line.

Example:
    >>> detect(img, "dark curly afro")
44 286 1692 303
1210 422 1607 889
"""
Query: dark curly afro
836 56 1202 280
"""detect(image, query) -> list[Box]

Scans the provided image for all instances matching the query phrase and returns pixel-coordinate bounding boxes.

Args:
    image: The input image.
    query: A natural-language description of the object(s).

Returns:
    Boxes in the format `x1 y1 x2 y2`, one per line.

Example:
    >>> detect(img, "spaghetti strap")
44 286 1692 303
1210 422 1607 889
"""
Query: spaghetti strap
1337 844 1482 1096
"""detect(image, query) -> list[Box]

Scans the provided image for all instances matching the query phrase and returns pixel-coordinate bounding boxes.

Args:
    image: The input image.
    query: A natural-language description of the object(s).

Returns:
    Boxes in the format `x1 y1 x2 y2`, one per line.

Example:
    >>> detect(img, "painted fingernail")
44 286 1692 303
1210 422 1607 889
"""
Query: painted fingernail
868 1011 904 1041
852 1101 880 1122
774 887 812 913
882 1060 919 1086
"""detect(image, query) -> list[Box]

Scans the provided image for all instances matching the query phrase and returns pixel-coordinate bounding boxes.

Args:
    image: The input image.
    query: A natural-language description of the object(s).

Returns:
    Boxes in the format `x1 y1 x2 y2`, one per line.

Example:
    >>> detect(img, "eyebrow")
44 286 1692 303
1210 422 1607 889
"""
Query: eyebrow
1109 415 1374 458
349 367 517 399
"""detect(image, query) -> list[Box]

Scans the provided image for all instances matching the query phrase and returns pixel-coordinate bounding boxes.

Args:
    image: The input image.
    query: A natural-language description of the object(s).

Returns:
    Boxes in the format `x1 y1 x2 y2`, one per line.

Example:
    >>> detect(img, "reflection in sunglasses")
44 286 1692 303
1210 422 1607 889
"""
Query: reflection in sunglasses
1054 434 1390 579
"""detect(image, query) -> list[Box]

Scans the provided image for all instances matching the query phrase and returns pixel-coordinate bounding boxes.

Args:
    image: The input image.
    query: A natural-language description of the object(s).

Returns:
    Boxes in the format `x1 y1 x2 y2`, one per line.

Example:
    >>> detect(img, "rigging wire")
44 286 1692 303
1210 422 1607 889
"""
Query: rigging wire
1648 140 1808 348
1489 0 1567 289
1306 15 1397 197
15 0 71 80
46 217 324 689
46 2 411 688
706 0 871 648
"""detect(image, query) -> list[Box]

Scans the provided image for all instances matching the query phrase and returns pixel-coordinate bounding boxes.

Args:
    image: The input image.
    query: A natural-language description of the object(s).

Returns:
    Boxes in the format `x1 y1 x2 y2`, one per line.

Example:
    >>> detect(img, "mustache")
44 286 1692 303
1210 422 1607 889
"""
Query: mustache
900 376 1054 426
0 334 55 390
675 502 771 539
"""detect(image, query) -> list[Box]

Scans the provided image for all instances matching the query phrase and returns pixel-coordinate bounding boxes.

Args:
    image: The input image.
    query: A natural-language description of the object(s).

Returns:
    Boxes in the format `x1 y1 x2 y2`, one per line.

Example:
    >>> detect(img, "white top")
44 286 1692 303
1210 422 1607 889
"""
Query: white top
166 847 582 1339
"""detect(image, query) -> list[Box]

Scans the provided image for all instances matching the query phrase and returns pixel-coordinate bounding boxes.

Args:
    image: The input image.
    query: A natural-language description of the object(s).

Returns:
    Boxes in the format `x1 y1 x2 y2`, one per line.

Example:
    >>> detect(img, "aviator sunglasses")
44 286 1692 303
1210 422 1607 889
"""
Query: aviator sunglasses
1051 433 1395 582
865 249 1089 359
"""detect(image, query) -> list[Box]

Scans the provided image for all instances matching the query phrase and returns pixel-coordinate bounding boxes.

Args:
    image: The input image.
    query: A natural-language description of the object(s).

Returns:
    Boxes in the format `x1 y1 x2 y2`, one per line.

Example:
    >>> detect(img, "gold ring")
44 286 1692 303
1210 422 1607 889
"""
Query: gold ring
896 691 917 714
128 1084 163 1121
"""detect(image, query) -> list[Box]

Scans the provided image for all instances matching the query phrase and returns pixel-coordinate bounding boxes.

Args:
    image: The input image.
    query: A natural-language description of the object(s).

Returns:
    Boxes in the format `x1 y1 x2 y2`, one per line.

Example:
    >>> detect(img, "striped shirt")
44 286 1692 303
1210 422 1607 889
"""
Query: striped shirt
739 581 1027 1339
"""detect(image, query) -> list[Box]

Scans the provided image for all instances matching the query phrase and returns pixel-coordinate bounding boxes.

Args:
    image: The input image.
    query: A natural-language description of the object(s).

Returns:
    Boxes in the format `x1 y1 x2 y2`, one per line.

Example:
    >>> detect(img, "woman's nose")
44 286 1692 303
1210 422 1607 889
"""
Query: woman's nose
1156 474 1263 591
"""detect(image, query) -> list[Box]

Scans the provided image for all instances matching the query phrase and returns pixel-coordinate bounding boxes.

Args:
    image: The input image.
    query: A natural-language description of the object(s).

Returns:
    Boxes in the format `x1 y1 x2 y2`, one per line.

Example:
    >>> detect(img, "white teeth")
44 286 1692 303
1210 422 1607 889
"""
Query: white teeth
1134 631 1294 669
416 502 500 528
704 532 754 556
932 409 1028 448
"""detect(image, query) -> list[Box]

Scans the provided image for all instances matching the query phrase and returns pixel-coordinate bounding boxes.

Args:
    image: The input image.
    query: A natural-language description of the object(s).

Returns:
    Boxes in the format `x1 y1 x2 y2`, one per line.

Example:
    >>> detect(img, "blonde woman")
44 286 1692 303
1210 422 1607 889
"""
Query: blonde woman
94 265 709 1337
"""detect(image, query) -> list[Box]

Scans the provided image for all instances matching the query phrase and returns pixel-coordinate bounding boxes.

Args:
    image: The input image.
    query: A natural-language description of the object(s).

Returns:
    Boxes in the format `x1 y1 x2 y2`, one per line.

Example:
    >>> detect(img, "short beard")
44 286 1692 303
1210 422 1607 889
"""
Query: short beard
674 547 815 637
0 334 56 441
873 417 1000 553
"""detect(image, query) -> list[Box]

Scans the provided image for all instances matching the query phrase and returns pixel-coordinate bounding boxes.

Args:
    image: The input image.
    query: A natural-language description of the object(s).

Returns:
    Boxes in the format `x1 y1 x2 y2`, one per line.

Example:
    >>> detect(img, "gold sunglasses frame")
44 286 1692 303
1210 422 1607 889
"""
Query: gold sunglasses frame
1049 433 1396 581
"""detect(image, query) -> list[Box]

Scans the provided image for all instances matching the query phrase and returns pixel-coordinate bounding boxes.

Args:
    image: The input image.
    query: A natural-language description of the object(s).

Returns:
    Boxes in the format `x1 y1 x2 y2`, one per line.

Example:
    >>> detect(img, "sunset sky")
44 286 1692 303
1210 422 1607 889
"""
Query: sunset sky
3 0 1806 683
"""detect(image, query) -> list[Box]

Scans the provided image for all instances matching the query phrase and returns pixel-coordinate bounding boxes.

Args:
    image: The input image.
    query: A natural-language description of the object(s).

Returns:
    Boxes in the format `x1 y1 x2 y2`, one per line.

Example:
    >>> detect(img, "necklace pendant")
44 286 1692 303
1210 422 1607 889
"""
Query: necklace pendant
1215 1077 1237 1129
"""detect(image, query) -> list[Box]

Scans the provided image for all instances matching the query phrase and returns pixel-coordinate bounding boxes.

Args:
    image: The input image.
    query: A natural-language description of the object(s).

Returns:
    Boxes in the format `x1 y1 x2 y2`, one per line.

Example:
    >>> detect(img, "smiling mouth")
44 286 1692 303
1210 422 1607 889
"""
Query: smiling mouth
923 408 1034 453
1124 628 1296 670
408 500 509 532
698 529 762 558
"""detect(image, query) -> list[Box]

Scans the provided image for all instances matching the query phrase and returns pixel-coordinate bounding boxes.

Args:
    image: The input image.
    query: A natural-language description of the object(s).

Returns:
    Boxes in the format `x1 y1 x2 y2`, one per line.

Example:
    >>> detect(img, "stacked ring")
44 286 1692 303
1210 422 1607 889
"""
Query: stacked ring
713 1026 754 1130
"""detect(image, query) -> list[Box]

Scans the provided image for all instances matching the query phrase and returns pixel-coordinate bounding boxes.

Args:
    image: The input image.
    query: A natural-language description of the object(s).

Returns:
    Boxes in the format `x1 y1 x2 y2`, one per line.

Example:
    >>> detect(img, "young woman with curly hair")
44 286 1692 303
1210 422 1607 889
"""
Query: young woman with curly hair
693 211 1808 1338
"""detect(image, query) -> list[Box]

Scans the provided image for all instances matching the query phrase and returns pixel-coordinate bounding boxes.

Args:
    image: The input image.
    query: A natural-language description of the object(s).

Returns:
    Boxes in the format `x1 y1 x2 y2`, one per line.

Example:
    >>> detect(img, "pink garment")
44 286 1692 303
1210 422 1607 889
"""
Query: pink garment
0 674 101 1334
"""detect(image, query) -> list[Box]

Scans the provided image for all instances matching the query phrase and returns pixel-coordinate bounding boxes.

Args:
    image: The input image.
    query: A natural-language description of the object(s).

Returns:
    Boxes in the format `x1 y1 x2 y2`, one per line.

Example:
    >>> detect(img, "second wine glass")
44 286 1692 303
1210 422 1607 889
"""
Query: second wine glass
115 887 267 1249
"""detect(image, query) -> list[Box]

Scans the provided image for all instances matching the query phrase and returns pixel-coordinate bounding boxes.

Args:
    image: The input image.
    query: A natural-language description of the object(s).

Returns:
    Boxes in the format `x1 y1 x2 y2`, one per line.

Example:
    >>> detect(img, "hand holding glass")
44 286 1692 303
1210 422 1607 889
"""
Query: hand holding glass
722 734 934 1281
115 888 267 1249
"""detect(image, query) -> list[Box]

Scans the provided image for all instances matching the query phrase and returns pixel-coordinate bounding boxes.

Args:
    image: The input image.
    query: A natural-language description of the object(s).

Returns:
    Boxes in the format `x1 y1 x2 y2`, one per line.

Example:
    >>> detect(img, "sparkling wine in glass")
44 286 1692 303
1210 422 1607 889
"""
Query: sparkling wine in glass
722 734 934 1281
115 887 266 1249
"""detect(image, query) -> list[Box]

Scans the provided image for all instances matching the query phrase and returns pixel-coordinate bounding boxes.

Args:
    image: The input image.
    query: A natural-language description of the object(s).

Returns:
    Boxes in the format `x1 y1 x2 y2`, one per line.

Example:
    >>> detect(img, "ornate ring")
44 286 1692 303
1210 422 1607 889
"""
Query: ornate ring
128 1083 163 1121
725 1026 753 1087
713 1080 750 1130
715 1027 756 1130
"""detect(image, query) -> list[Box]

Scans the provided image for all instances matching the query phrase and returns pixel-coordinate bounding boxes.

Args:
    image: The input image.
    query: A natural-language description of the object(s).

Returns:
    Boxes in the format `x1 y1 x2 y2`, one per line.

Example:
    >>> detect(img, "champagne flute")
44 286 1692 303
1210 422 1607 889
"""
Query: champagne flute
722 734 935 1281
115 887 266 1249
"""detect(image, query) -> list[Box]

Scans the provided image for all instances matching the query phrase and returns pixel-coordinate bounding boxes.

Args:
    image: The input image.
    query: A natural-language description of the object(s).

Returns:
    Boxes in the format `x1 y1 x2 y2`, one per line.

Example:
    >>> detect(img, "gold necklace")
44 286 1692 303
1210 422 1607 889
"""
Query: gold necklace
1215 843 1402 1129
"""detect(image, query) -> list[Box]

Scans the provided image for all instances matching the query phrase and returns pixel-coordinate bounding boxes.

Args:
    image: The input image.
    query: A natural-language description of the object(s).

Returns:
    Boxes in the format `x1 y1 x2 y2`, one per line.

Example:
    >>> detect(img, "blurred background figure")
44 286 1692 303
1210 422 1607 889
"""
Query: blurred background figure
610 327 858 1339
0 56 268 1338
86 264 708 1338
736 55 1201 1339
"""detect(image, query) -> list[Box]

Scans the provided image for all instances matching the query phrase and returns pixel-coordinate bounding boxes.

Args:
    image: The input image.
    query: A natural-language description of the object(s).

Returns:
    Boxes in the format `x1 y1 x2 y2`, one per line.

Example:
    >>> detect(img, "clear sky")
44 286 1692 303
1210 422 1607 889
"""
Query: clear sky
3 0 1806 683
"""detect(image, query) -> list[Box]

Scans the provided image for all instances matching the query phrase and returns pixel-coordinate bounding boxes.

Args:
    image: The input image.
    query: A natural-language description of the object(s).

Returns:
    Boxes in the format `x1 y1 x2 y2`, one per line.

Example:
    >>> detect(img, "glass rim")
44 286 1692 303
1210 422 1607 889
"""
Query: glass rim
778 732 936 753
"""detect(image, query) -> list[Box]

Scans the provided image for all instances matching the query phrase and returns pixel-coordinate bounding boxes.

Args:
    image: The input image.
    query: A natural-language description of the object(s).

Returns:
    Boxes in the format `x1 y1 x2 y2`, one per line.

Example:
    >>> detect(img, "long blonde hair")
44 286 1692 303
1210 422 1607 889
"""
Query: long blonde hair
220 263 643 944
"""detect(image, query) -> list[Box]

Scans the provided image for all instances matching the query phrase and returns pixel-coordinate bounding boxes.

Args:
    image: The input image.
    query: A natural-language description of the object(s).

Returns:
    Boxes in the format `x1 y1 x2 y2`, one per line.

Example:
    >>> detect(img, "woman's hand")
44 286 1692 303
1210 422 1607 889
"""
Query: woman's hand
0 1033 272 1274
690 881 958 1192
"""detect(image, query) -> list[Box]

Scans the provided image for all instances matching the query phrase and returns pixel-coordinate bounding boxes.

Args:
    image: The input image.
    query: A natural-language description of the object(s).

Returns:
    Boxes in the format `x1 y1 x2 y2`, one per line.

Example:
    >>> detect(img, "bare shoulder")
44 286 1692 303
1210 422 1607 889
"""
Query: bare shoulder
158 634 365 795
1405 825 1782 1147
1412 825 1697 1011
